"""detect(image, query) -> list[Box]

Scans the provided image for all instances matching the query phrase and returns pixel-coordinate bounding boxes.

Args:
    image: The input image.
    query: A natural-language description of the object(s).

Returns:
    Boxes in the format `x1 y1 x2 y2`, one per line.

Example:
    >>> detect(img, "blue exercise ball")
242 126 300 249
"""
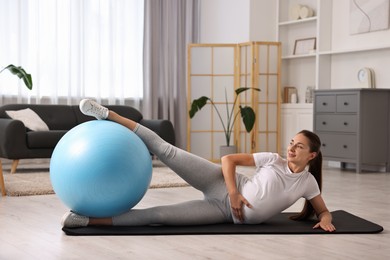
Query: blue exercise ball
50 120 152 218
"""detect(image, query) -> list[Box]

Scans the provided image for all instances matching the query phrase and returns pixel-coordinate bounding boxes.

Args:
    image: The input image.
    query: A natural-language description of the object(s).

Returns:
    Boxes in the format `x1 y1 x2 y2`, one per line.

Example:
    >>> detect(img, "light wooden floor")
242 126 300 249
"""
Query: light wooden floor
0 165 389 260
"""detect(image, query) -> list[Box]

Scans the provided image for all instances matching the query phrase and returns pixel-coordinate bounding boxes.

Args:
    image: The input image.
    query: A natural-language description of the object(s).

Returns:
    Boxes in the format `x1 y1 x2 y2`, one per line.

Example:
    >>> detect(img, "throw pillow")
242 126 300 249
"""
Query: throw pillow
6 108 50 131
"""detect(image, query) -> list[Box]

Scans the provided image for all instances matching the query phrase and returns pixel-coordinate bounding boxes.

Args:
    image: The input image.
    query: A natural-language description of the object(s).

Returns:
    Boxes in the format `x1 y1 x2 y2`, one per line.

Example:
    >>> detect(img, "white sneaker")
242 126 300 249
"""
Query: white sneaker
79 99 109 120
61 211 89 228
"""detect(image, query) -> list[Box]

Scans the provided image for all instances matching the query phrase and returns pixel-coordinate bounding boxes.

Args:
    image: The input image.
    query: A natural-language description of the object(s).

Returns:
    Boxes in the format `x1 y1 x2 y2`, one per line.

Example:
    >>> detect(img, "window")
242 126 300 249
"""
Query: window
0 0 144 103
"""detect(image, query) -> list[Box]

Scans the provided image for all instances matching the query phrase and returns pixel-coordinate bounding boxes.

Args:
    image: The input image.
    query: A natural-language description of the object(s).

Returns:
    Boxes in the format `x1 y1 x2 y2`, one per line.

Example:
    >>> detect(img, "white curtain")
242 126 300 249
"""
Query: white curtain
0 0 144 106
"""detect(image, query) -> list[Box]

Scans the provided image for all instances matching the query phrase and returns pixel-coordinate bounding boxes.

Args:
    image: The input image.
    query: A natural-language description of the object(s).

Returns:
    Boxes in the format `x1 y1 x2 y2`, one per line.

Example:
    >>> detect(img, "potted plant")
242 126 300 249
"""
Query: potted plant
0 64 33 89
189 87 260 157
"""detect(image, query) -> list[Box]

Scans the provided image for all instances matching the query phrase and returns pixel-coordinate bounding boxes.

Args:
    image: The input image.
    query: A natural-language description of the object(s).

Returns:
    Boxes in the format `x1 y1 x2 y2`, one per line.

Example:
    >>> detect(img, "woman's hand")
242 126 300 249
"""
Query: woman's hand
310 195 336 232
229 192 252 222
313 219 336 232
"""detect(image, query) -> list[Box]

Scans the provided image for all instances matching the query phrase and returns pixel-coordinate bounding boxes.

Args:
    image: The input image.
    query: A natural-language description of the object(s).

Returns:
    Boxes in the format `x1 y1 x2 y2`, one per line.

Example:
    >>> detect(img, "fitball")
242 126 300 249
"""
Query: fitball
50 120 152 218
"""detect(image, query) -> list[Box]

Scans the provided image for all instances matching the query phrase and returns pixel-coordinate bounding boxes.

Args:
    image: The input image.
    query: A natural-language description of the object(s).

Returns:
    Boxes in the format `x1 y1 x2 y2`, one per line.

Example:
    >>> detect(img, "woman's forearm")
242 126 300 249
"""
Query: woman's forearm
221 155 239 195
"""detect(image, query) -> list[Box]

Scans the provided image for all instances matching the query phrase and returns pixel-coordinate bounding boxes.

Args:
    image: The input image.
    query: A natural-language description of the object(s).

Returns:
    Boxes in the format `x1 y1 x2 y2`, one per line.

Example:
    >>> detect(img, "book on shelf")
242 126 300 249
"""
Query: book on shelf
283 86 297 103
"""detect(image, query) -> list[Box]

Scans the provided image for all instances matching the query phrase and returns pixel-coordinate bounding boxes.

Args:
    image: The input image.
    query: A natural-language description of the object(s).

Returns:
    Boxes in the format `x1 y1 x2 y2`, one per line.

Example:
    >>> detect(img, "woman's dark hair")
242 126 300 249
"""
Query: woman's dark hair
290 130 322 221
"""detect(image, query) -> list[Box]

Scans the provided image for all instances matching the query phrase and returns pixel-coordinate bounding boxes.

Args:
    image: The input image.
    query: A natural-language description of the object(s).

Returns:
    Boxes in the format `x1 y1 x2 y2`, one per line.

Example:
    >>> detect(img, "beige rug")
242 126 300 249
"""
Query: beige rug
3 160 189 197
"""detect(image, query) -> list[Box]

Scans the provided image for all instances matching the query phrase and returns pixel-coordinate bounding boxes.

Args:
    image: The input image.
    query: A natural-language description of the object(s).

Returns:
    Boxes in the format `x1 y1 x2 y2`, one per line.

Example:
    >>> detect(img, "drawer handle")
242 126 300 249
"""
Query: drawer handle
344 102 349 106
343 145 348 149
322 102 327 106
322 143 326 147
322 121 327 125
344 122 348 126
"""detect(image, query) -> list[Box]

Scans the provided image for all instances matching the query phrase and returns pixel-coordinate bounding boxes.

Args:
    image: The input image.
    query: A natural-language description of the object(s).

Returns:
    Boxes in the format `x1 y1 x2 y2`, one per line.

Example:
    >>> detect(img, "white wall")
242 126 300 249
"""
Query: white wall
330 1 390 89
250 0 277 41
199 0 276 43
332 1 390 50
200 0 250 43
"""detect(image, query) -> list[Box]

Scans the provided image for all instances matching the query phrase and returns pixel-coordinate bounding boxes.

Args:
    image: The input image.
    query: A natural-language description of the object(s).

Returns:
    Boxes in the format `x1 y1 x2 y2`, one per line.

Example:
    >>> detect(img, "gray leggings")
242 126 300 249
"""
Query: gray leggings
112 124 245 226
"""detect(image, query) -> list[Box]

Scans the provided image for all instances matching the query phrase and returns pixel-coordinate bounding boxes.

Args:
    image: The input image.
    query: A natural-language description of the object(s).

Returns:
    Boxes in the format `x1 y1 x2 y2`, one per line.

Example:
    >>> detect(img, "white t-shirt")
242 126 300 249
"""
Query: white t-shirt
234 152 320 224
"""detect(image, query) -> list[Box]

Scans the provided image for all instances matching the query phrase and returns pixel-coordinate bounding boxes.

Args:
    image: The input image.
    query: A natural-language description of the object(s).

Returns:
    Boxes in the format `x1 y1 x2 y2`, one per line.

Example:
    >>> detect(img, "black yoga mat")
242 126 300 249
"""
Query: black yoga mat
62 210 383 236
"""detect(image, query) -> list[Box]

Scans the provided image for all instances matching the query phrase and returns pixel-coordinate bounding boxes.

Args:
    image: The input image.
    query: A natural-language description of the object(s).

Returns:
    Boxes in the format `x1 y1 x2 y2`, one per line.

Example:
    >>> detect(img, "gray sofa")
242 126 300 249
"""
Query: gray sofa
0 104 175 196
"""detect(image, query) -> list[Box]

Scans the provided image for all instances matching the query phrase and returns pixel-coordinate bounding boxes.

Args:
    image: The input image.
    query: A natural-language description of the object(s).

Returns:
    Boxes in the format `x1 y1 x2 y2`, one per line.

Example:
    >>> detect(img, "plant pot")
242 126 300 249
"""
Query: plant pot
220 145 237 158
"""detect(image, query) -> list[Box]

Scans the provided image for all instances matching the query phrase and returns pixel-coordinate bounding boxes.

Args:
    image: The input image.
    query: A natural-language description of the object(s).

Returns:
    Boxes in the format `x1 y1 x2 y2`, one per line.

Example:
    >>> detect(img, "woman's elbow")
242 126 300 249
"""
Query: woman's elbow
221 154 234 164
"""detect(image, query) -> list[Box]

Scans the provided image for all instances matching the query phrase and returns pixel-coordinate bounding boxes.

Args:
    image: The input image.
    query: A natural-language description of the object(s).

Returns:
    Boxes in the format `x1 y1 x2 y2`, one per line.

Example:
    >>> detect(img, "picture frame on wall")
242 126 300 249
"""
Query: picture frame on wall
350 0 390 35
293 37 316 55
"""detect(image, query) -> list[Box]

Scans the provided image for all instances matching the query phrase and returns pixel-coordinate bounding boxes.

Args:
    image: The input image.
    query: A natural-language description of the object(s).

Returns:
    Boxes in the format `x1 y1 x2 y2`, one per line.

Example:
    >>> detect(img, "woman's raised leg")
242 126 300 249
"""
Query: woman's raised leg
78 99 227 197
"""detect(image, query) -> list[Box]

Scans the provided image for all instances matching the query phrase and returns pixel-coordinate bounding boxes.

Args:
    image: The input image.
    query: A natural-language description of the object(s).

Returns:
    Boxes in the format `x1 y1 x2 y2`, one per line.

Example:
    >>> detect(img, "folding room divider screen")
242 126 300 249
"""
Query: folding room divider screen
187 42 281 162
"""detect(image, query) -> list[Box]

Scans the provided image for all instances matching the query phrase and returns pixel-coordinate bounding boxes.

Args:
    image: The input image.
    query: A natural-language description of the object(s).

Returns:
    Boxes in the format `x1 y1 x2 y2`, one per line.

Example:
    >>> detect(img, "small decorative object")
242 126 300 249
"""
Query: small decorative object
357 67 375 88
299 5 314 19
189 87 260 155
290 4 314 20
290 4 302 20
293 37 316 55
291 93 298 103
305 86 314 103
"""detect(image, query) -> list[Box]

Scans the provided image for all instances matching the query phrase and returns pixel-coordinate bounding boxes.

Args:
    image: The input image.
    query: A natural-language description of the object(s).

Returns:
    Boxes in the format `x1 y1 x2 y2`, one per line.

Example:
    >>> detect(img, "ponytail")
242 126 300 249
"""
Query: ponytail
289 130 323 221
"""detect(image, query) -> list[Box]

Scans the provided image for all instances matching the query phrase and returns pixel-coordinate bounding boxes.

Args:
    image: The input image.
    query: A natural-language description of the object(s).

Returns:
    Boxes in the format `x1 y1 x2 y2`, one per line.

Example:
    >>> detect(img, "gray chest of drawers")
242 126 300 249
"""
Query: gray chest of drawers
314 89 390 173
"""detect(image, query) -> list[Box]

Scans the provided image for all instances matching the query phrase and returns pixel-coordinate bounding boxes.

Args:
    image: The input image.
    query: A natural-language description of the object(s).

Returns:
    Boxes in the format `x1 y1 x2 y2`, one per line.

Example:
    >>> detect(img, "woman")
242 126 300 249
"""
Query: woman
62 99 335 232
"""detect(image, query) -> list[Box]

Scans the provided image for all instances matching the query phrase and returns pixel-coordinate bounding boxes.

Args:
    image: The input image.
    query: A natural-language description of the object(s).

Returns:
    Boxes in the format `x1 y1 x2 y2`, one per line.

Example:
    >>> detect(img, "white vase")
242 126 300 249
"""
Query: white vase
220 145 237 158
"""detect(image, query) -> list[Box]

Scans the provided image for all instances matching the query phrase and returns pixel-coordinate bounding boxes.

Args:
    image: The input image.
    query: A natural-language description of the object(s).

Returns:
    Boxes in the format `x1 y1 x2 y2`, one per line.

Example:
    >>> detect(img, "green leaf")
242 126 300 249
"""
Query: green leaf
235 87 260 95
1 64 33 90
240 106 256 132
189 96 210 118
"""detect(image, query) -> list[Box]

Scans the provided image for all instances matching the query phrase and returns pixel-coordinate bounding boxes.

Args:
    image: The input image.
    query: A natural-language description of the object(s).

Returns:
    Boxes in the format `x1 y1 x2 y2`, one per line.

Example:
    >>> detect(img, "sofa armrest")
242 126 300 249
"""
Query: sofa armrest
140 119 176 146
0 119 29 158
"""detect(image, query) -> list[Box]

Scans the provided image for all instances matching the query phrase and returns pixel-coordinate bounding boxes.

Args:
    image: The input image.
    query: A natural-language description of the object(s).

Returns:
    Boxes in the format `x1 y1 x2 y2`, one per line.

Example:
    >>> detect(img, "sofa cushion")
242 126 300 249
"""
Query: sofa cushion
5 108 50 131
27 130 67 148
0 104 78 130
29 105 78 130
